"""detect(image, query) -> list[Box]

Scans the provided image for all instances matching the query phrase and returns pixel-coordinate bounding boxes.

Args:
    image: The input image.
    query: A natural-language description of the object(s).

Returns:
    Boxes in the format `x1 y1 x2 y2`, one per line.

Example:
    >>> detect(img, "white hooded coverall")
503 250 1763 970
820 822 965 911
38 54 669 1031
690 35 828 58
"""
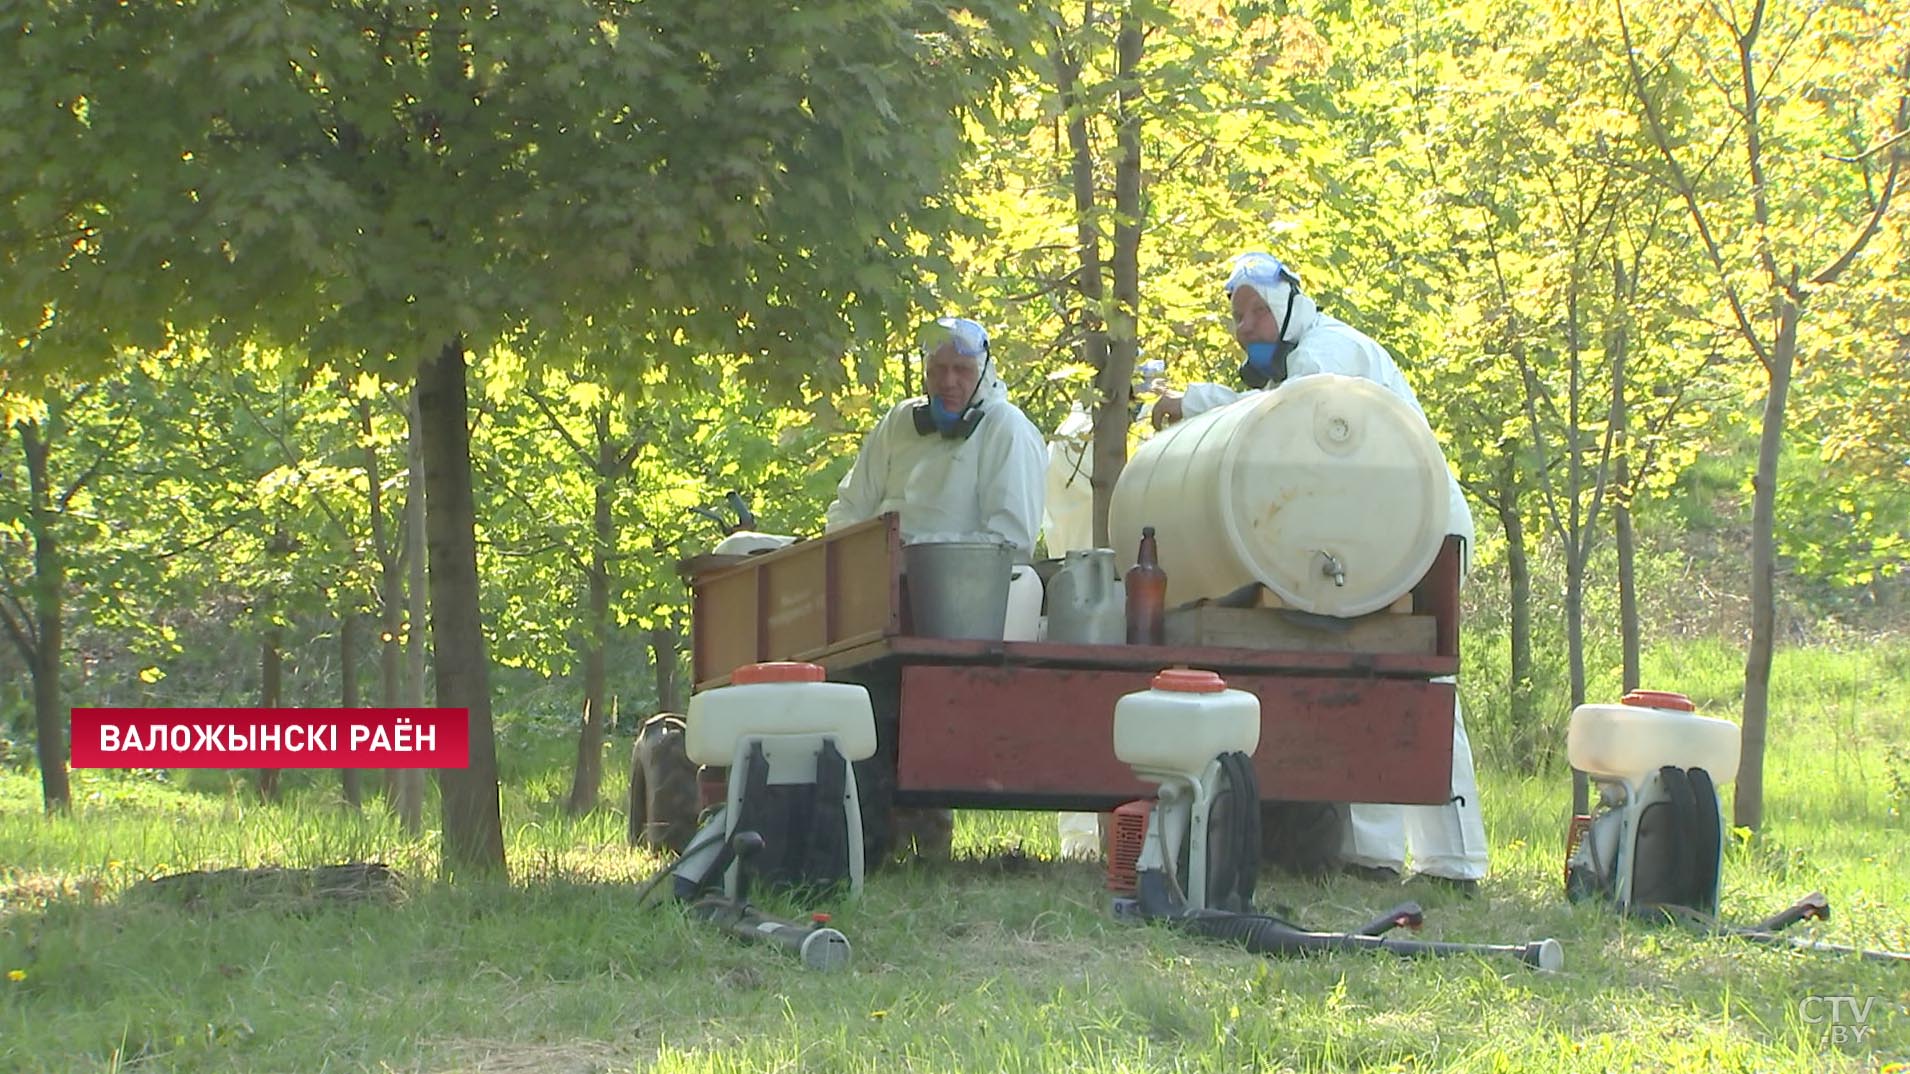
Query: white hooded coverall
1041 403 1096 558
1180 259 1488 883
825 367 1048 564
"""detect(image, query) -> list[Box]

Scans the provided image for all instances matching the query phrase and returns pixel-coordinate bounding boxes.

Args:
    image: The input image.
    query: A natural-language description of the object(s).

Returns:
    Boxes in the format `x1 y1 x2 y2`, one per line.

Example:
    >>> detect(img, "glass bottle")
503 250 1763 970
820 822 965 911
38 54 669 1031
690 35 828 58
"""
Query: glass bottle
1125 526 1167 645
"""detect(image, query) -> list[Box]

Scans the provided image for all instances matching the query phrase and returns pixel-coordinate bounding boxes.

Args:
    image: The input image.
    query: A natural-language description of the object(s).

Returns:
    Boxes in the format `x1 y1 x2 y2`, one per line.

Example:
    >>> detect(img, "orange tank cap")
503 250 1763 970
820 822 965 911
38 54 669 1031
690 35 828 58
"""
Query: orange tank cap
1620 689 1695 712
733 662 827 685
1152 667 1227 693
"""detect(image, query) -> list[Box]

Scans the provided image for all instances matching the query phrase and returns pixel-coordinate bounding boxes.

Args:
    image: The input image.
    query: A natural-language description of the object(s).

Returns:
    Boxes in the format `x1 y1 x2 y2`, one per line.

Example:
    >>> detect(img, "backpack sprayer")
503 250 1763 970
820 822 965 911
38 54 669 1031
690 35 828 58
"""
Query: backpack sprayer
633 660 875 972
1109 668 1564 971
1565 690 1908 963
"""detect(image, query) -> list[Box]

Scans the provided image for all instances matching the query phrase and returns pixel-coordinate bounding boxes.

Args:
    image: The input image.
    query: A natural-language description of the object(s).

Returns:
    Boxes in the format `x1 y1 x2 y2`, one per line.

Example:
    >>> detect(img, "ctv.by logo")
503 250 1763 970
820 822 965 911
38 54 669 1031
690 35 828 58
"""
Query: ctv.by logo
1798 994 1896 1045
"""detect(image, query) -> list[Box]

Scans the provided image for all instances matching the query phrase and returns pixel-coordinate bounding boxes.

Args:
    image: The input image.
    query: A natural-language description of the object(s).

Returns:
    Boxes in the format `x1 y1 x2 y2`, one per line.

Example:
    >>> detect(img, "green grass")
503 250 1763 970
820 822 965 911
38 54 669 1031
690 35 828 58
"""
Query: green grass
3 642 1908 1073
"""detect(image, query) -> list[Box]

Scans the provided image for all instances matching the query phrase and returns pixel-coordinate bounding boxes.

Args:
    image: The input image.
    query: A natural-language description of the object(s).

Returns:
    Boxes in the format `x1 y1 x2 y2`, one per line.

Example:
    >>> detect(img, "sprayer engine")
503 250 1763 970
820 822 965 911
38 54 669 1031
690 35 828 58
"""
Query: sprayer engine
1115 752 1262 914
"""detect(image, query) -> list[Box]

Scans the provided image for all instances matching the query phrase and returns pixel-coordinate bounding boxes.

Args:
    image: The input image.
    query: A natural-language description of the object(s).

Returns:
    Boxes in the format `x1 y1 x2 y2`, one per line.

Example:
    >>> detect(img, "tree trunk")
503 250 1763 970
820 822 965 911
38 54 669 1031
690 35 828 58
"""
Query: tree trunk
1737 299 1797 832
394 389 430 836
1494 466 1535 764
16 421 70 813
1616 449 1639 695
564 429 615 816
340 605 362 809
1054 11 1115 545
1611 256 1640 694
417 337 507 878
360 395 406 800
1092 12 1144 547
257 625 283 802
651 617 682 716
256 523 293 802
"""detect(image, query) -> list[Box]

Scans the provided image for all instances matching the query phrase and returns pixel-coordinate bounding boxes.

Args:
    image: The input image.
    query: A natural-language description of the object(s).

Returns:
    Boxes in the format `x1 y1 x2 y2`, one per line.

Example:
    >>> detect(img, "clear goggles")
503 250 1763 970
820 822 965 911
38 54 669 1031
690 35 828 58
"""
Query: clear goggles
915 317 989 362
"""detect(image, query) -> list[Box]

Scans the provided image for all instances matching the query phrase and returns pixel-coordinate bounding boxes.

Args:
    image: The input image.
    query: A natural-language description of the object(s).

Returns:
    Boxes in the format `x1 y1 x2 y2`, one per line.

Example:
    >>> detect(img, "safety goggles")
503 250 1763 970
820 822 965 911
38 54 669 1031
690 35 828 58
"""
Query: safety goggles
915 317 989 362
1224 254 1301 297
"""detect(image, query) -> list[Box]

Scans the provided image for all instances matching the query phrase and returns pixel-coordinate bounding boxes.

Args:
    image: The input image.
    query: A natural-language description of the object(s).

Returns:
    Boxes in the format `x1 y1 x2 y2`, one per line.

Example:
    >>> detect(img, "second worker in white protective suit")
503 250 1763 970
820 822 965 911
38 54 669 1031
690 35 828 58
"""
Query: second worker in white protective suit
1153 252 1488 894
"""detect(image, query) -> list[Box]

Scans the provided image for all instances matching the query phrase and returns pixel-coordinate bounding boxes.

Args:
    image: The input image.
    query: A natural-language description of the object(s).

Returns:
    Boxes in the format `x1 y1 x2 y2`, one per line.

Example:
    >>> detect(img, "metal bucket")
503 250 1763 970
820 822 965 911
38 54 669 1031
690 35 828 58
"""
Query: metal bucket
904 540 1015 641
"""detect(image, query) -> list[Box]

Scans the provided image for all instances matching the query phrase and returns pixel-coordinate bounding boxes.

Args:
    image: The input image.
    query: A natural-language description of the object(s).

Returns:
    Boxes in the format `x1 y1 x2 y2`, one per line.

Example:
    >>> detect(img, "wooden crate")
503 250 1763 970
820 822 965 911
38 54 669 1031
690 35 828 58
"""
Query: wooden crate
689 515 903 686
1163 604 1437 655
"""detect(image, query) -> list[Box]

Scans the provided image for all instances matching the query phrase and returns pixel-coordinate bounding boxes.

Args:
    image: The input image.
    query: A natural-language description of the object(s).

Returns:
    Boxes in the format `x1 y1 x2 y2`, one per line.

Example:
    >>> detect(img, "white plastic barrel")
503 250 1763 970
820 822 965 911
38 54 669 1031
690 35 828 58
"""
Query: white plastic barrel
1113 668 1261 779
685 662 877 767
1109 374 1451 616
1567 690 1741 784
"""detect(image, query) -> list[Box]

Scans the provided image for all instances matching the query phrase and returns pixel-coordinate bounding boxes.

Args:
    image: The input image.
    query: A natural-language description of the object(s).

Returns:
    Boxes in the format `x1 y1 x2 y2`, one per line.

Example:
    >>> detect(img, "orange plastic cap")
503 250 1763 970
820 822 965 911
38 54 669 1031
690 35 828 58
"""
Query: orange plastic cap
1620 689 1694 712
733 661 827 685
1152 667 1227 693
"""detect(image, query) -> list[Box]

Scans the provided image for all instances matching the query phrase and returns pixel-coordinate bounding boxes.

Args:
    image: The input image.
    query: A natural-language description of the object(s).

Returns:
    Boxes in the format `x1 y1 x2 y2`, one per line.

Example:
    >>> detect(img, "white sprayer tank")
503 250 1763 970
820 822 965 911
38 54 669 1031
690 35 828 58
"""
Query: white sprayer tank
1109 374 1451 615
1567 690 1741 784
1113 668 1261 780
686 662 877 767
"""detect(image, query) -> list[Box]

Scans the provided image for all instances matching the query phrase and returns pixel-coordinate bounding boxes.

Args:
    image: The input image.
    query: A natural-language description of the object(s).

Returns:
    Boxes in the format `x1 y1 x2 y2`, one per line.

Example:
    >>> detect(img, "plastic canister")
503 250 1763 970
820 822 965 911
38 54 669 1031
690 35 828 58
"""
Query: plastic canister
1566 689 1741 784
1112 668 1261 779
1004 564 1044 643
685 662 878 767
1108 374 1451 615
1047 548 1126 644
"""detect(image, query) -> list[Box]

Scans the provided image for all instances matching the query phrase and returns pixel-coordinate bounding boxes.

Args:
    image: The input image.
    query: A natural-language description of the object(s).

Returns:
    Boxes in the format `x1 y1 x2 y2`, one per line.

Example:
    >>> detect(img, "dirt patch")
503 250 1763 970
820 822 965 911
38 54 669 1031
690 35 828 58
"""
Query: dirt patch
425 1037 630 1074
131 862 406 913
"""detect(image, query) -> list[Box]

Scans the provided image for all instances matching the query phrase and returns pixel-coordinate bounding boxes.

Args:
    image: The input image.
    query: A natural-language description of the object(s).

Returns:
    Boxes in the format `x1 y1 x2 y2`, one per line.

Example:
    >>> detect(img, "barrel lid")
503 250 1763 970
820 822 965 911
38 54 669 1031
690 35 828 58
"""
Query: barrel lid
1218 376 1450 617
733 661 826 685
1152 667 1227 693
1621 689 1694 712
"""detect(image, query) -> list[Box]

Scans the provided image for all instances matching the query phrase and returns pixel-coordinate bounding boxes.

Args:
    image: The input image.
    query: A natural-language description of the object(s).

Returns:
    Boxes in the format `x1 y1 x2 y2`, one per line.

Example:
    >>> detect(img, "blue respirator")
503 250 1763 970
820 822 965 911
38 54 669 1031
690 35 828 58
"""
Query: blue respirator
1236 286 1302 390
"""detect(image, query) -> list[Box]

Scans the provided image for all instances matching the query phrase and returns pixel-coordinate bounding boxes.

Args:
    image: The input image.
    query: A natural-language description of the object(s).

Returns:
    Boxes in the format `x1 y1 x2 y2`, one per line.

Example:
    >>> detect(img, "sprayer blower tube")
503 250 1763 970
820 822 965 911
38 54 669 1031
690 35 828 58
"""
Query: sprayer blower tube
1174 910 1564 971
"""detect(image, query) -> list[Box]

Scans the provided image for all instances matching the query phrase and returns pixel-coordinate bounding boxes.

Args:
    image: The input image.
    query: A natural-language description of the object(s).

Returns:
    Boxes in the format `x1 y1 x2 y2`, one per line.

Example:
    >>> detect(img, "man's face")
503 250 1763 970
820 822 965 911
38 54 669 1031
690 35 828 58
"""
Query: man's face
1232 286 1281 349
925 344 984 410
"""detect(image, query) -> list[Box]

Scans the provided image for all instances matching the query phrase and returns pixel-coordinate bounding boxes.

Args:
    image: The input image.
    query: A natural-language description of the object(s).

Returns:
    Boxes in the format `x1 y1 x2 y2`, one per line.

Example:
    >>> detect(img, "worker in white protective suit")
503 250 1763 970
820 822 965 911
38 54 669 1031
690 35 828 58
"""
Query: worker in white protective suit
826 316 1047 861
826 316 1047 562
1041 403 1096 559
1153 252 1488 894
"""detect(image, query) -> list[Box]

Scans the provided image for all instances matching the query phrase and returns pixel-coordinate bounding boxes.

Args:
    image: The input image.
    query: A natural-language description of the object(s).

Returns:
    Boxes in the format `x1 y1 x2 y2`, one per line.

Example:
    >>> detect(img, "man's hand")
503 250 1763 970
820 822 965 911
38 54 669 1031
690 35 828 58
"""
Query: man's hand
1151 392 1185 431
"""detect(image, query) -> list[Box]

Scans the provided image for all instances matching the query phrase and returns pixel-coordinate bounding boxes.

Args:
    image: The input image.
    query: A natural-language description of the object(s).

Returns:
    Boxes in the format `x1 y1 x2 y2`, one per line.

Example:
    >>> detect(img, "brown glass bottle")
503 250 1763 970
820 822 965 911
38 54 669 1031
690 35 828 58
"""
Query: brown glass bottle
1125 526 1167 645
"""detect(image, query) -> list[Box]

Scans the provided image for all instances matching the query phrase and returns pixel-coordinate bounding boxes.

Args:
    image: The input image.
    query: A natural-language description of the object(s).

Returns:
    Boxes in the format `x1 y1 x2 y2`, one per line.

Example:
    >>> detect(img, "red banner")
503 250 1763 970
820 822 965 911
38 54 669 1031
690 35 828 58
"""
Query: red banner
69 708 469 769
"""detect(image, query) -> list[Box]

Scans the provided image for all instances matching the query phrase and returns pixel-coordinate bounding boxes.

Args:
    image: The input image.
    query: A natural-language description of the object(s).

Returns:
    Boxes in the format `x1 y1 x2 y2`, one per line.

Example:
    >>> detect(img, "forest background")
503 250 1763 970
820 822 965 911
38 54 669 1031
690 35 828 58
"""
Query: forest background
1 0 1905 867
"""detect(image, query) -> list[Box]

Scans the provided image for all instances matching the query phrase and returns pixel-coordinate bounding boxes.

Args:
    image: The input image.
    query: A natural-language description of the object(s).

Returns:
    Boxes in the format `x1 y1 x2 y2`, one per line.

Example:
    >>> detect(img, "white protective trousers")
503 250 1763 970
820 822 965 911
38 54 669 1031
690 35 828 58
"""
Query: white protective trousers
1340 686 1488 880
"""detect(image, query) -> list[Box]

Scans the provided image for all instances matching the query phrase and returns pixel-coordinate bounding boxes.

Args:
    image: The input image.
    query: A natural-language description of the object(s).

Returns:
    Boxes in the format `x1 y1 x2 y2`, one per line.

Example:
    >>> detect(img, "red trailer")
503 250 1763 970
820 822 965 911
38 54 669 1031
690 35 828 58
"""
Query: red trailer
685 514 1458 832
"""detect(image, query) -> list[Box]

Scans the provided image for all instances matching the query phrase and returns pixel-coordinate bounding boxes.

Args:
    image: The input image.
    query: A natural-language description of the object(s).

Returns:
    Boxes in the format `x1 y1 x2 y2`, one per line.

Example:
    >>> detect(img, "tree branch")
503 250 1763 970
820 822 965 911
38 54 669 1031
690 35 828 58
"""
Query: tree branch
1826 125 1910 165
524 387 595 469
1811 56 1908 286
0 596 34 667
1615 0 1773 372
229 387 354 540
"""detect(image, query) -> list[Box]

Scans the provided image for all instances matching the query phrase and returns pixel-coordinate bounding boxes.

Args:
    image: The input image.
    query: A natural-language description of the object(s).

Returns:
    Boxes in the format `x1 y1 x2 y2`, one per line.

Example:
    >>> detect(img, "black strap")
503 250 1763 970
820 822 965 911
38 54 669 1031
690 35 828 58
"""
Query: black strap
1655 765 1699 911
799 740 852 894
1226 751 1262 912
731 741 799 897
1686 766 1723 913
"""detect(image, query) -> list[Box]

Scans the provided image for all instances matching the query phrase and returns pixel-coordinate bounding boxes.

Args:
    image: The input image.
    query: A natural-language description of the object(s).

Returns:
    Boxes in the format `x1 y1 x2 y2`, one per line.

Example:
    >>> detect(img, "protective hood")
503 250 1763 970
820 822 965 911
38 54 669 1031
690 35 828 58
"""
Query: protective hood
1224 253 1321 345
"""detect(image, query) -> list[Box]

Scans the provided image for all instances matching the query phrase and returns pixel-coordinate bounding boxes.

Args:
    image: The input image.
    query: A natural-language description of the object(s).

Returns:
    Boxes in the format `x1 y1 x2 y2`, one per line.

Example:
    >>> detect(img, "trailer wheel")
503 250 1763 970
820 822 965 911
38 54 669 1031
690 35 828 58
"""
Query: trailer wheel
1259 800 1347 876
